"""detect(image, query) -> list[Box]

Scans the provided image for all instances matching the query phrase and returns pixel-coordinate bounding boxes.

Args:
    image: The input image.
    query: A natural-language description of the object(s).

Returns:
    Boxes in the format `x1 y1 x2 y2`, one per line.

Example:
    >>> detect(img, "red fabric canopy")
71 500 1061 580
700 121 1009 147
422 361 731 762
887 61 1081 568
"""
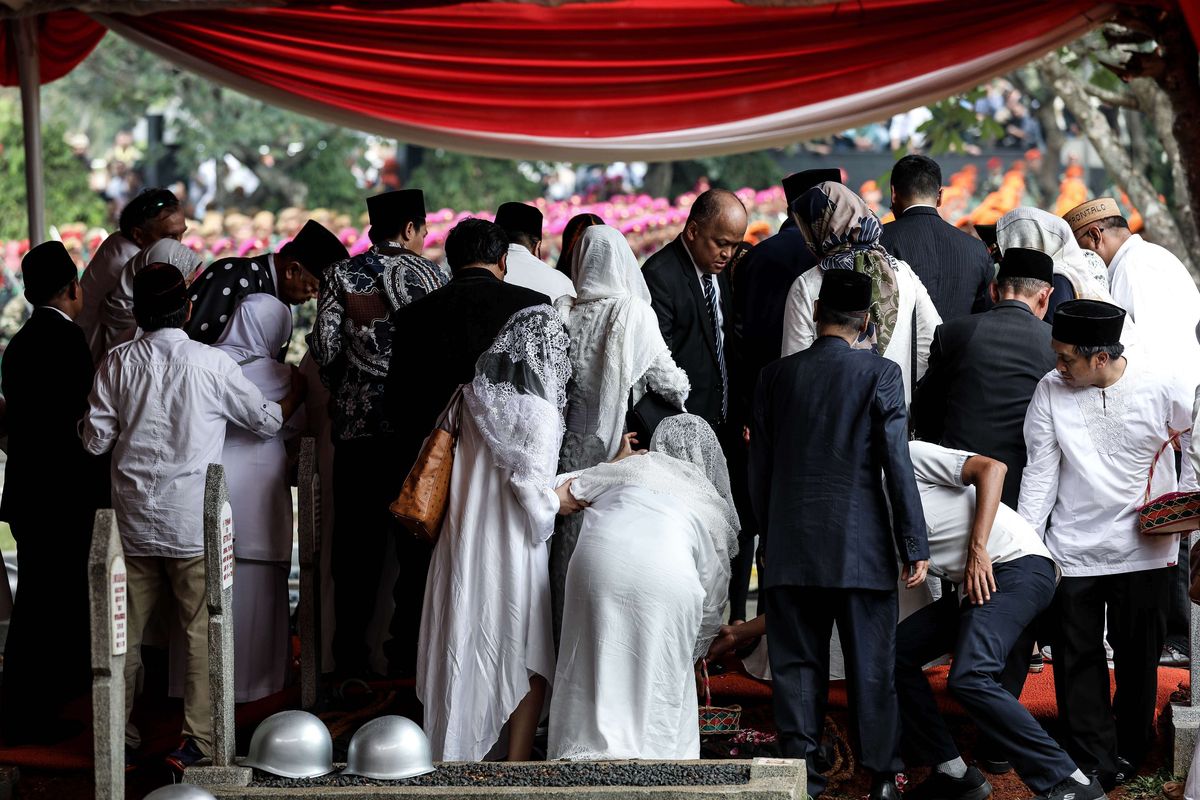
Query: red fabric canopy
0 1 1143 157
94 0 1115 157
107 1 1100 137
0 10 104 85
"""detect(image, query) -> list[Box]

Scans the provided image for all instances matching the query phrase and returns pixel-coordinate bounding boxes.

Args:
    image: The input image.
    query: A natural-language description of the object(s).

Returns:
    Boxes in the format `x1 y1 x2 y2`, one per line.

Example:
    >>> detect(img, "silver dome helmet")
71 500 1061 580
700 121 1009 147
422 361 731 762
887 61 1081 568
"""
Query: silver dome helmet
342 715 435 780
240 710 334 779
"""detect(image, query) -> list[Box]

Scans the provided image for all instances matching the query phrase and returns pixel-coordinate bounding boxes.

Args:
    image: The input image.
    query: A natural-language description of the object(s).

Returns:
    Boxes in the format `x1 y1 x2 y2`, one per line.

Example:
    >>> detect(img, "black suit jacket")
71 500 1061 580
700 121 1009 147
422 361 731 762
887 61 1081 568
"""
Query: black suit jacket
0 308 109 529
385 268 549 466
912 299 1056 508
643 236 736 426
880 206 993 322
732 222 817 416
750 336 928 591
184 254 276 345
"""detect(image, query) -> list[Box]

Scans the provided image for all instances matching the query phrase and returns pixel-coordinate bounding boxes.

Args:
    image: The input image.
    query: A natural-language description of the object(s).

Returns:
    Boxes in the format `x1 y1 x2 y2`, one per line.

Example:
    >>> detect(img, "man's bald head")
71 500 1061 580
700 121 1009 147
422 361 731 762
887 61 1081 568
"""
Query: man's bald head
684 189 748 275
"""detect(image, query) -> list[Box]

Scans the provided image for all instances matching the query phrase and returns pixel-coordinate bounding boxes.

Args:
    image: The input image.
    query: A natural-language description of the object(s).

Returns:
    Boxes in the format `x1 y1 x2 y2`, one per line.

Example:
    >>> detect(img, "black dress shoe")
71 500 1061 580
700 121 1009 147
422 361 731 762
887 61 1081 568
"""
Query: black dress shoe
905 767 993 800
870 775 902 800
1089 770 1117 793
979 757 1013 775
1114 757 1133 785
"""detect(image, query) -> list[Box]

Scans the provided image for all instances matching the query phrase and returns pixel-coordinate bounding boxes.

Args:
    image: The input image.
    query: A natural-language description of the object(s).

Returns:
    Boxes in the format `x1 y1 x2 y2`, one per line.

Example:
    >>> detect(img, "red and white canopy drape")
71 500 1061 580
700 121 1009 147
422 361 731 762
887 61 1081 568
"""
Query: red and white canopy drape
0 1 1138 160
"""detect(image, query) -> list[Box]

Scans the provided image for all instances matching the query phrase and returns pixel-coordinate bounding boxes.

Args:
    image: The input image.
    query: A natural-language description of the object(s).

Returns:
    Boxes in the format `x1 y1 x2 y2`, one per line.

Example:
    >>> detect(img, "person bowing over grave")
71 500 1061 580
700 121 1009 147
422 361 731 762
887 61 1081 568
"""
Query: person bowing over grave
185 219 348 345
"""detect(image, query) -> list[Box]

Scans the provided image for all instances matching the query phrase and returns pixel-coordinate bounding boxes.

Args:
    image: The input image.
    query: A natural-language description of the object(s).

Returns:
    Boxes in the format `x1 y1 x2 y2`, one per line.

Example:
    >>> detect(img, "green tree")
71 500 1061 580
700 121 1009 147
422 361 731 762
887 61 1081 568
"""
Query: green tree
0 93 106 240
407 149 542 212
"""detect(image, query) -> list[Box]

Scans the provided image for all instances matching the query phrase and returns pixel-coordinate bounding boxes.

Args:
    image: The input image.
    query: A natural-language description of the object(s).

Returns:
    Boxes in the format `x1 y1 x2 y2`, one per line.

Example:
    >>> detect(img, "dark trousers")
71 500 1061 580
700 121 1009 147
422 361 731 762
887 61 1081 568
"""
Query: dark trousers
717 421 756 621
1050 566 1171 779
767 585 902 797
1 519 93 741
895 556 1074 793
1166 537 1190 652
331 435 430 677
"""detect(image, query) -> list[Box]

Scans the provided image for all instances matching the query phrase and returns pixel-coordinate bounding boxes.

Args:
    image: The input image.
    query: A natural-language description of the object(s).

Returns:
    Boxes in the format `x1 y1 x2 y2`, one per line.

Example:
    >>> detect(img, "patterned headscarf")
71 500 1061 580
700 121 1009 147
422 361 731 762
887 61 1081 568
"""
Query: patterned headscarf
792 182 899 354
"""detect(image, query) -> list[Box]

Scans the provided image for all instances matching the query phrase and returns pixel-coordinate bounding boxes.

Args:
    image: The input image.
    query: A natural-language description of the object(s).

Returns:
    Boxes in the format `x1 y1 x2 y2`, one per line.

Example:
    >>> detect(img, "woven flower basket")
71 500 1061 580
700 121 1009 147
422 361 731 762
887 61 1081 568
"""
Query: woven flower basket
698 659 741 735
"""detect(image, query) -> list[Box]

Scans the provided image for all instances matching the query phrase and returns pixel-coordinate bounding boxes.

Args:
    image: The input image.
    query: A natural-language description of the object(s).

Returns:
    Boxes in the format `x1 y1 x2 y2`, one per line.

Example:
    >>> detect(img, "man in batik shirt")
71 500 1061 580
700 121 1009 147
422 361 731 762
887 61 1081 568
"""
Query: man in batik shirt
310 187 448 680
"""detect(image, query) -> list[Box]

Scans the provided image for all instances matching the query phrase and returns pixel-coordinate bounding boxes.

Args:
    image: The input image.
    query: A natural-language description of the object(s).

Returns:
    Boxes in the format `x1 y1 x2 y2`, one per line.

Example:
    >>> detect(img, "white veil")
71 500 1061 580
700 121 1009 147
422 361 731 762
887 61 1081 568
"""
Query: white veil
463 304 572 488
554 225 678 457
571 413 740 564
996 207 1113 300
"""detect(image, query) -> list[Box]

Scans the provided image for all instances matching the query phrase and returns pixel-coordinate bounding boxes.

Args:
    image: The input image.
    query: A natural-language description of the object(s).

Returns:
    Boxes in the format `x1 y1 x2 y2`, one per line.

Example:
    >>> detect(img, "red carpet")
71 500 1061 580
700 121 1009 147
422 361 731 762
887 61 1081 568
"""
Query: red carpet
706 662 1191 724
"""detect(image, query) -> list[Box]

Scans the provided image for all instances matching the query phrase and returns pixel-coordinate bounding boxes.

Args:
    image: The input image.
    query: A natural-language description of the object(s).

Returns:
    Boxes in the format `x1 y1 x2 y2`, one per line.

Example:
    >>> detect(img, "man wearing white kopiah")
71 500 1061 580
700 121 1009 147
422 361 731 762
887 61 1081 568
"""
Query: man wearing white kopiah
1019 299 1191 790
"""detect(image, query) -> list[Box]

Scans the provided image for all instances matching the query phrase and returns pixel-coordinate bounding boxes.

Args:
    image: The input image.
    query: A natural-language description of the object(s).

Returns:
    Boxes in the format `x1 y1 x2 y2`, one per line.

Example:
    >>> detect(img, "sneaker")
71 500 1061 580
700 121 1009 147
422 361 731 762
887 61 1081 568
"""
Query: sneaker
1029 652 1045 674
1040 776 1106 800
1041 646 1053 662
1161 644 1190 668
905 767 993 800
165 737 205 774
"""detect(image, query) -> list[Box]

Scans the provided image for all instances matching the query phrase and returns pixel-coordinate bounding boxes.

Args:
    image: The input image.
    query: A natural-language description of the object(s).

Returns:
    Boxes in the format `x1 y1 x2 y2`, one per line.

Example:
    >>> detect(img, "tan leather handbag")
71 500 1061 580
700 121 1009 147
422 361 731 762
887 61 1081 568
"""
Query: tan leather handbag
390 386 463 544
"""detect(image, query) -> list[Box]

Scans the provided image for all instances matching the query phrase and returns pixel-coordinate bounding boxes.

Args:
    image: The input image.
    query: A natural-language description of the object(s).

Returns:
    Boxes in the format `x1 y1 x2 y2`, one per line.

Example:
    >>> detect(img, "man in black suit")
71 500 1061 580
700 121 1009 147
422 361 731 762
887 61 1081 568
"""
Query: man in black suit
881 155 993 321
913 248 1056 507
383 218 548 673
185 219 348 345
750 270 928 800
642 189 757 621
0 242 110 743
732 168 840 413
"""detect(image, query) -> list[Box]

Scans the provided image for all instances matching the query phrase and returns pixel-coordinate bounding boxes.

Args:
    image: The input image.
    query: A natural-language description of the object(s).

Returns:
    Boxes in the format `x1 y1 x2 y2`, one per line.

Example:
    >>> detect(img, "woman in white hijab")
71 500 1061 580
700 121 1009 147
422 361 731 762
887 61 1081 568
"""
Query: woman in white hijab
418 305 574 763
99 238 202 354
548 414 737 761
549 225 690 643
996 208 1126 330
215 294 303 702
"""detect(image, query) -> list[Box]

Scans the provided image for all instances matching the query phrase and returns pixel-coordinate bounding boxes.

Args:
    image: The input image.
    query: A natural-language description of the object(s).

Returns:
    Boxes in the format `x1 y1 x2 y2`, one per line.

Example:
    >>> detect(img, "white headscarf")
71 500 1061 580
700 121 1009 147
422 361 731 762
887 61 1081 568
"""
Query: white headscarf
996 207 1112 301
554 225 680 456
101 238 203 349
214 293 293 402
572 413 740 564
464 305 573 543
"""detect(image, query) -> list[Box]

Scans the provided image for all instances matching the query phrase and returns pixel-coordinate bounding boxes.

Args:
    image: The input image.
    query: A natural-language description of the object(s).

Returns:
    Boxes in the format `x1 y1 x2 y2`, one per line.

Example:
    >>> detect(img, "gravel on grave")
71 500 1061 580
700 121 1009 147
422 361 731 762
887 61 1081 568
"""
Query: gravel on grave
252 762 752 789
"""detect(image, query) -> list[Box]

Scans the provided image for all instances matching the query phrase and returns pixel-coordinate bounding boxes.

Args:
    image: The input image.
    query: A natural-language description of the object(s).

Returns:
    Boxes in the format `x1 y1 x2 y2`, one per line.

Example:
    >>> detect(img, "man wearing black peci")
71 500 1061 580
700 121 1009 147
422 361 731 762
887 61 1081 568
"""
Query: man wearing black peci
750 269 928 800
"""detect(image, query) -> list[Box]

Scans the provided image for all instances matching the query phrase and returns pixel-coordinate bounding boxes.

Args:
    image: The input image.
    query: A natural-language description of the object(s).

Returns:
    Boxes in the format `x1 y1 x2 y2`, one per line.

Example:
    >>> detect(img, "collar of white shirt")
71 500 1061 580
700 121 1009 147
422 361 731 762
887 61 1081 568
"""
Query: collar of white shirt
38 305 72 323
1108 233 1143 278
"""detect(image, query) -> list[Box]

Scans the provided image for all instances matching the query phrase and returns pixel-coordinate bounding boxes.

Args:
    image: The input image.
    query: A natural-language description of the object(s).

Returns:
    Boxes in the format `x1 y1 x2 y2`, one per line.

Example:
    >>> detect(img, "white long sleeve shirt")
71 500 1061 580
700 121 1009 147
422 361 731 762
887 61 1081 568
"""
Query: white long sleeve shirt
504 244 576 302
77 233 140 363
781 260 941 404
1019 355 1192 577
82 328 283 558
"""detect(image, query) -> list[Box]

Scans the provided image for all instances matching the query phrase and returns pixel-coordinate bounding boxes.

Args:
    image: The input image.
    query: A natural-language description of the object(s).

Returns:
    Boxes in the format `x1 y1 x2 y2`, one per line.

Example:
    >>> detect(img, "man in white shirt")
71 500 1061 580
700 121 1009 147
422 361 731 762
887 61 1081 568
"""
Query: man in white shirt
77 188 186 363
1065 197 1200 668
495 201 576 302
1020 299 1191 789
896 442 1099 800
82 263 305 774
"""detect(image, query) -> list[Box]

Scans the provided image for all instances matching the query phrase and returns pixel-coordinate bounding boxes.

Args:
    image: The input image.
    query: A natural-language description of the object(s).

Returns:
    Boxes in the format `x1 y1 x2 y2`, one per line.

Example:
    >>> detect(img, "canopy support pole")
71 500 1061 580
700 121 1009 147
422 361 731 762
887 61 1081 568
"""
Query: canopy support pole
13 15 46 246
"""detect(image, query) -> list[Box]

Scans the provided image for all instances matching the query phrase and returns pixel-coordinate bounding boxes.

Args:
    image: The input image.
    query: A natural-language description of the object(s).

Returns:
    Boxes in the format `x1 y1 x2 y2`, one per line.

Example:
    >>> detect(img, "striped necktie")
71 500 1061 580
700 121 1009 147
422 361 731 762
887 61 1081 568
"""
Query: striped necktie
702 274 729 421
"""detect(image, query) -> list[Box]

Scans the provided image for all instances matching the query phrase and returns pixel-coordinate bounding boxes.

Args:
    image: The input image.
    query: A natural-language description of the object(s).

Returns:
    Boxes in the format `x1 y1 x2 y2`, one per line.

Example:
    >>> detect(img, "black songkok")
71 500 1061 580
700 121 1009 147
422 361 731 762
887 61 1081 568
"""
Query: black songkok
974 224 997 250
133 263 188 318
1052 299 1126 346
782 168 842 206
367 189 426 229
819 270 872 313
495 202 543 240
284 220 349 277
997 247 1053 285
22 241 77 306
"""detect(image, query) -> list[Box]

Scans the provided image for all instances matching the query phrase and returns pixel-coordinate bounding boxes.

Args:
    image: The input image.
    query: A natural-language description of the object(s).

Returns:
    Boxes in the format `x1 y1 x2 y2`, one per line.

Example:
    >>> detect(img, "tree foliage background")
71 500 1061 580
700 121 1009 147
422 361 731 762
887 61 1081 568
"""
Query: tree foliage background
0 95 106 240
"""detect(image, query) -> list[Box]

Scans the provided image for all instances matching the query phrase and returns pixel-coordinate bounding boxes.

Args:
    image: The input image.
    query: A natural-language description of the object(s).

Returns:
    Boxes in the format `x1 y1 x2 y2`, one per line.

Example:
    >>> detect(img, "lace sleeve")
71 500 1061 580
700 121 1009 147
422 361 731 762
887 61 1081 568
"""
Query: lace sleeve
637 350 691 409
